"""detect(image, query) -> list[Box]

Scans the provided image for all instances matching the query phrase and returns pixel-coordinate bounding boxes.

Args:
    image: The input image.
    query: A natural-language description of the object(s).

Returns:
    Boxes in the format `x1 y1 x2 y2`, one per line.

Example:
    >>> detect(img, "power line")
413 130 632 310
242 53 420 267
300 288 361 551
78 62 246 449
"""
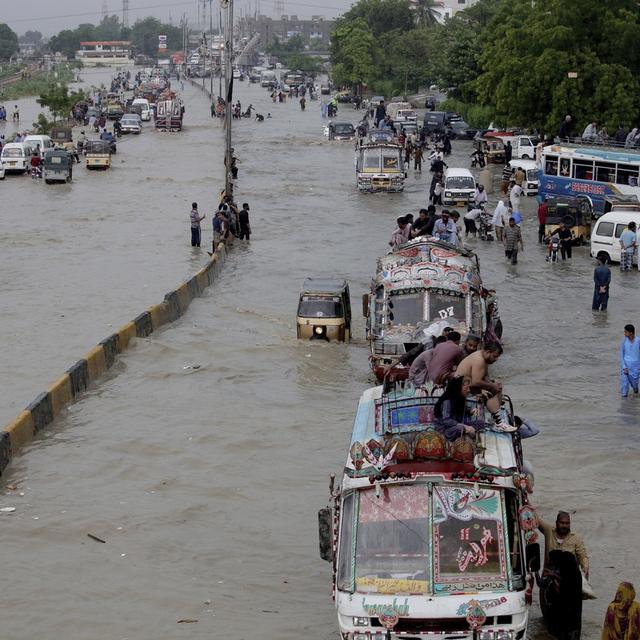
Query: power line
6 0 345 25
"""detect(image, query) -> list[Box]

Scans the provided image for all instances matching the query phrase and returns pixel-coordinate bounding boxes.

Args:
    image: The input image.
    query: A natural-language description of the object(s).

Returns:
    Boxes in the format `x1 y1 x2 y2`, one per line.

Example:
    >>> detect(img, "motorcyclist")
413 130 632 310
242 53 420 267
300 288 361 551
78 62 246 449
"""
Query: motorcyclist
545 230 561 262
113 119 122 137
100 128 114 142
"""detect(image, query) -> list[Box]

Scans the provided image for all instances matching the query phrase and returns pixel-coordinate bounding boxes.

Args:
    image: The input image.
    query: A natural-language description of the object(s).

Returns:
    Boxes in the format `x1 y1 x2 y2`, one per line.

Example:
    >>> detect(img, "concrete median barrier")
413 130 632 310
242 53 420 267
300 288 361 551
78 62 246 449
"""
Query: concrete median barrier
0 245 227 477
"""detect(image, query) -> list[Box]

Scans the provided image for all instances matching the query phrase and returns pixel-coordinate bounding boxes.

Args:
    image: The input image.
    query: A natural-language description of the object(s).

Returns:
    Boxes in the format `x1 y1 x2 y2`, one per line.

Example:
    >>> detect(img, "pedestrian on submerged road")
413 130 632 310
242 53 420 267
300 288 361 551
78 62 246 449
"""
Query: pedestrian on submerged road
239 202 251 240
503 217 523 264
592 256 611 311
620 324 640 397
189 202 205 247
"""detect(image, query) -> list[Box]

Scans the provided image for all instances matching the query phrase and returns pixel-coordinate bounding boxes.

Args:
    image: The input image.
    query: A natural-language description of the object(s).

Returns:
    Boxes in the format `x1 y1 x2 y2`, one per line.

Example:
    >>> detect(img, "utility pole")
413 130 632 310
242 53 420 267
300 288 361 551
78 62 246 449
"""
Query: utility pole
122 0 129 28
209 0 214 98
221 0 234 197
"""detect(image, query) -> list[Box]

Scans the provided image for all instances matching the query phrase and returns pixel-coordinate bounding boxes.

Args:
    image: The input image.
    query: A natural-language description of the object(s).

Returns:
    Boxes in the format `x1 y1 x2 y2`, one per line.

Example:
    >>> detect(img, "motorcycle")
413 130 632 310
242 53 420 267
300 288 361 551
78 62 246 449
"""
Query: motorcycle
470 150 486 168
546 236 560 262
478 211 494 241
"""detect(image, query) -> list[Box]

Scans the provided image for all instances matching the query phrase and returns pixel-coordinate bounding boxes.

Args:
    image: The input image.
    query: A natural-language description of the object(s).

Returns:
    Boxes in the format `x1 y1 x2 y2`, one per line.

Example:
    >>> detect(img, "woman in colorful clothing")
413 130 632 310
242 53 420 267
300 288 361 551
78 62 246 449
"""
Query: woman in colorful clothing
602 582 640 640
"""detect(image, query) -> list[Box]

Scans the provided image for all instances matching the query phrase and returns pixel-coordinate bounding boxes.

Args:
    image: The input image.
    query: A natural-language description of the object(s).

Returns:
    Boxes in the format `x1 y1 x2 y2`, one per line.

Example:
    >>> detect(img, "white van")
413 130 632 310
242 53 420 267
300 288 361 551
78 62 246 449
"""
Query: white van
1 142 35 173
443 167 476 206
23 135 52 156
509 159 539 195
132 98 151 121
590 210 640 264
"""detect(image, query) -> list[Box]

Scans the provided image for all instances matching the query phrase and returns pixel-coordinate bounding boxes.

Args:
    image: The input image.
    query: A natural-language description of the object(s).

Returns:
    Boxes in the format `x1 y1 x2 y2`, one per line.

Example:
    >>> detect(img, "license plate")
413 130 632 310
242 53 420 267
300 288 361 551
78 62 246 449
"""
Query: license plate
8 162 16 166
456 201 465 206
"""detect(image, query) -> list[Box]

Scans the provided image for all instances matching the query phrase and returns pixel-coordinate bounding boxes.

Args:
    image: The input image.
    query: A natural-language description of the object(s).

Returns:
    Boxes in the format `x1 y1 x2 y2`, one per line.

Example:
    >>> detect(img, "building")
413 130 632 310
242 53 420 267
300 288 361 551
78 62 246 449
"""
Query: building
76 41 132 66
410 0 480 22
240 15 334 49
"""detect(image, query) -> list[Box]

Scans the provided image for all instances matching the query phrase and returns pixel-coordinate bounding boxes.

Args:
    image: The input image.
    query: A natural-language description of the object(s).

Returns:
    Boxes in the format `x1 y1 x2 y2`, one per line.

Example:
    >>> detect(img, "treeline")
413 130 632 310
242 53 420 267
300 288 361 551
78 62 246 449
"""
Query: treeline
48 15 182 59
330 0 640 133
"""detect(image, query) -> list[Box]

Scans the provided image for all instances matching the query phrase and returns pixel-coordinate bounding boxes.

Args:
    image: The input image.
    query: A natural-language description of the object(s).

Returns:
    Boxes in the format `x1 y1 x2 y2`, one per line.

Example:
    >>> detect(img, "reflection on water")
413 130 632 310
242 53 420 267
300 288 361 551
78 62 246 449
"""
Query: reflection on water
1 69 640 640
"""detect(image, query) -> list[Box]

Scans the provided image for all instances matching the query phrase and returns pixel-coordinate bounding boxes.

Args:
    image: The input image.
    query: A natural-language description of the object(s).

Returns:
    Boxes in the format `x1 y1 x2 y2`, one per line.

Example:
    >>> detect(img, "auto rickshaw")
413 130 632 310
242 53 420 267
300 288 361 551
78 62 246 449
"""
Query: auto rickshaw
50 126 75 153
43 149 73 183
84 140 112 170
544 195 592 244
296 278 351 342
474 135 506 163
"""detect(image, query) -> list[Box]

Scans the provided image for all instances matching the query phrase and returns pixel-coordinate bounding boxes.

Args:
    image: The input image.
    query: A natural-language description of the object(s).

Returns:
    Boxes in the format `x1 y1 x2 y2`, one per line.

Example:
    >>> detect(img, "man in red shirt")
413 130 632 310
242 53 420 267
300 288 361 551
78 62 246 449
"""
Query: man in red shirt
537 198 548 244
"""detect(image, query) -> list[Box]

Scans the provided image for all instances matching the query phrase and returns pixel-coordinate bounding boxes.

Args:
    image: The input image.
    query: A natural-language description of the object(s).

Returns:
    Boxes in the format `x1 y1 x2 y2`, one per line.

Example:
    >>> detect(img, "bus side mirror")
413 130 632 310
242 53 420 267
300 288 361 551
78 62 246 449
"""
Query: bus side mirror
318 507 334 562
362 293 370 317
526 542 541 573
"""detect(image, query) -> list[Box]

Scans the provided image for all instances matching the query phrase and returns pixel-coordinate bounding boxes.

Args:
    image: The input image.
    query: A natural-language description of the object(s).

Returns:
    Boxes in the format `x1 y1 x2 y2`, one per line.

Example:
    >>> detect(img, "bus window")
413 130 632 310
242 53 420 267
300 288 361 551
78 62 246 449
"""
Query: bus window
559 158 570 176
595 162 616 183
595 221 614 237
616 164 640 186
544 155 558 175
572 160 593 180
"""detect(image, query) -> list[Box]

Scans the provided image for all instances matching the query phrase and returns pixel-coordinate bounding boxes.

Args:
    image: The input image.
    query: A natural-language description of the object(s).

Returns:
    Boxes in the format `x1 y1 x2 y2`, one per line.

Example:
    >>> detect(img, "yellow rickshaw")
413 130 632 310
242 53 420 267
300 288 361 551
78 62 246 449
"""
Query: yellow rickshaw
85 140 112 170
297 278 352 342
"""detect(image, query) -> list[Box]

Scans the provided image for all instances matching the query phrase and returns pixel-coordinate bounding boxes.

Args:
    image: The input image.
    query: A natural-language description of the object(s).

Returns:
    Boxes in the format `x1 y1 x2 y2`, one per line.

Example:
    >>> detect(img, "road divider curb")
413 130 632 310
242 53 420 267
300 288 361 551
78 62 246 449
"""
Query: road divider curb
0 245 227 477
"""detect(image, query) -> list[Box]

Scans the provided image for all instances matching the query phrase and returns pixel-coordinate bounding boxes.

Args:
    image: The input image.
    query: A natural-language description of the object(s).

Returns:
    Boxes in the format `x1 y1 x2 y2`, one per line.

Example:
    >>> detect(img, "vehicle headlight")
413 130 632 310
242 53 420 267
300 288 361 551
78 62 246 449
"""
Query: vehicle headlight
353 634 369 640
496 631 515 640
314 326 324 335
353 617 370 626
445 191 452 197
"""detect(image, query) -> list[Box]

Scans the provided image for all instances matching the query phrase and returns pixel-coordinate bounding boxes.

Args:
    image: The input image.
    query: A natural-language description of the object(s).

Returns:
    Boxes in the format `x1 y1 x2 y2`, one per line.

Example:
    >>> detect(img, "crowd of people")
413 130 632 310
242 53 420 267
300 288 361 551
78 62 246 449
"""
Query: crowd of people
189 196 251 252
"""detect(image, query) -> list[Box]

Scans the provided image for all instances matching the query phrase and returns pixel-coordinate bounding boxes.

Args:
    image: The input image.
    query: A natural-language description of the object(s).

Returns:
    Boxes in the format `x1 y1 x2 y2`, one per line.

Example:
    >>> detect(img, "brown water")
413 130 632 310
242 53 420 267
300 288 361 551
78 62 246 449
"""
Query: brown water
1 68 640 640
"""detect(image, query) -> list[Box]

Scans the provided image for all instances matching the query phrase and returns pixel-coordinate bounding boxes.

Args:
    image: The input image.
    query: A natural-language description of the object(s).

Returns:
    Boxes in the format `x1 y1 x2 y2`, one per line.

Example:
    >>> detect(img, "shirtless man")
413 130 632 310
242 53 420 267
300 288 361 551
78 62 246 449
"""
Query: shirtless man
455 343 516 432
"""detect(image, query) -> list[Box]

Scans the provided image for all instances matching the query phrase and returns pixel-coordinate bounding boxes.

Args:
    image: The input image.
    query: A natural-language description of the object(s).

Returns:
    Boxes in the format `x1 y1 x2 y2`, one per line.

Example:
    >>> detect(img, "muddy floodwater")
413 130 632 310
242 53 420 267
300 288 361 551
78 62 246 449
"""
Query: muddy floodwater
1 68 640 639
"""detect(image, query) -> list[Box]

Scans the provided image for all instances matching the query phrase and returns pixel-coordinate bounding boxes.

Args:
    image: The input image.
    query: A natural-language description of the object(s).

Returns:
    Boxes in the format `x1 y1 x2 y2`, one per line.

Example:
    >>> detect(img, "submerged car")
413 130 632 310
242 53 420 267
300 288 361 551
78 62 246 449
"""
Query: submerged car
120 114 142 134
446 120 478 140
328 121 356 141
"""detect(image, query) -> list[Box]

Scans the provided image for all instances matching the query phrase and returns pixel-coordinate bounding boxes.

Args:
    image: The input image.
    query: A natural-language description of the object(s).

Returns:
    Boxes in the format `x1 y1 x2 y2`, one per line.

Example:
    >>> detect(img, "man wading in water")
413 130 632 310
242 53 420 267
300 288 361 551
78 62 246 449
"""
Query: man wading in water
189 202 205 247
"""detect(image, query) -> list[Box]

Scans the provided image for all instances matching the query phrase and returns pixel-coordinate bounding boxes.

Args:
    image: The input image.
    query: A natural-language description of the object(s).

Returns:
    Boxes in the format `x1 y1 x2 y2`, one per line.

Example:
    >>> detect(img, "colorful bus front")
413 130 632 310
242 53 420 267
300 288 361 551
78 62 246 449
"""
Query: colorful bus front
331 479 529 640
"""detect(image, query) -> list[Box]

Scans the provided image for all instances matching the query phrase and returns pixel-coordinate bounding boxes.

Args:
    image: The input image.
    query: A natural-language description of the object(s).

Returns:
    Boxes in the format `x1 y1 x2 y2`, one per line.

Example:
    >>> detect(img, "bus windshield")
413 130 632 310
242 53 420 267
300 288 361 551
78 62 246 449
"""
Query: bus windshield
388 291 423 326
355 485 430 593
350 484 510 595
427 292 467 323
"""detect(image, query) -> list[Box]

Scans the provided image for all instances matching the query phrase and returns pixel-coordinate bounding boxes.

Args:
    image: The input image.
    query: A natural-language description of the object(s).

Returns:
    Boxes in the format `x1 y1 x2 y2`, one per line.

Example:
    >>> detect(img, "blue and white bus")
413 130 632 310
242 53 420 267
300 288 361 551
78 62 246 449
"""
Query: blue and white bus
539 144 640 213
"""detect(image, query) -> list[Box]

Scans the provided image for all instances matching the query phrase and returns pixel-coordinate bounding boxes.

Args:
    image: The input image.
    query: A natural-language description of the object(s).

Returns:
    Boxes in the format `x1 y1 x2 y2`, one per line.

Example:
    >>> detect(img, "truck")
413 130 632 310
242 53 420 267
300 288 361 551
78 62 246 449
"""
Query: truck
319 383 541 640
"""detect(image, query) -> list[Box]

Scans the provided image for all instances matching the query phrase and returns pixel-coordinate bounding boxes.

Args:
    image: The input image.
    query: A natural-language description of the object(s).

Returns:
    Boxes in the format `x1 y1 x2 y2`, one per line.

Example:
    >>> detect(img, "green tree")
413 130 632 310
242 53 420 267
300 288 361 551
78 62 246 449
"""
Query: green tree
338 0 414 37
286 53 322 75
330 18 375 90
130 17 182 56
0 24 19 59
476 0 640 131
48 23 98 58
414 0 439 27
37 84 86 121
19 30 43 45
94 15 123 41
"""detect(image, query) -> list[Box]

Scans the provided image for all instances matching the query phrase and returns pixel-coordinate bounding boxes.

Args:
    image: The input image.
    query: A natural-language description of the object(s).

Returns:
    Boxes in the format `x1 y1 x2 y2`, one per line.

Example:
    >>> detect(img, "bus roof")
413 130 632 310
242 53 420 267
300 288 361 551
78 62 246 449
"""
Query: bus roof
343 385 521 488
544 143 640 164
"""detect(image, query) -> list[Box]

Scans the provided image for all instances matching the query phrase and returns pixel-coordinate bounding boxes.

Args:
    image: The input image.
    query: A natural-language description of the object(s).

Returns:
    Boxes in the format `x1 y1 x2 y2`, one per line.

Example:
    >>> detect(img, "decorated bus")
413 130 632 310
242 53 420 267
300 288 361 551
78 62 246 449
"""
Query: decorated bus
318 383 540 639
363 239 488 382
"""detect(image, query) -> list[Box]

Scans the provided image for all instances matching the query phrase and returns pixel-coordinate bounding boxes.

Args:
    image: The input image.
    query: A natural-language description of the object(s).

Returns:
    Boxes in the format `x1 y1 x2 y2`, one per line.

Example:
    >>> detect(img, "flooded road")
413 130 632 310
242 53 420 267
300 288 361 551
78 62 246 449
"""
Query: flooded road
2 70 640 639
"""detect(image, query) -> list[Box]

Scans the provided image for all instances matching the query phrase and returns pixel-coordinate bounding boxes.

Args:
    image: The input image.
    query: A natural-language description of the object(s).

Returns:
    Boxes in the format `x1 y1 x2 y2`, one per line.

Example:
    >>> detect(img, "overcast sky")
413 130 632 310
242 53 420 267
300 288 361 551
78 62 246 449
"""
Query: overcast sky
3 0 353 36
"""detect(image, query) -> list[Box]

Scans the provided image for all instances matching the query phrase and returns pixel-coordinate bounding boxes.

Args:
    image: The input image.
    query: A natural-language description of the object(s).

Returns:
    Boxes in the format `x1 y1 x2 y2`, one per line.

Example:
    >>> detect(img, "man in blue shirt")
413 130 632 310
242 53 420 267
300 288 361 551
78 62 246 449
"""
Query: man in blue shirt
620 324 640 397
592 255 611 311
433 210 458 245
619 221 637 271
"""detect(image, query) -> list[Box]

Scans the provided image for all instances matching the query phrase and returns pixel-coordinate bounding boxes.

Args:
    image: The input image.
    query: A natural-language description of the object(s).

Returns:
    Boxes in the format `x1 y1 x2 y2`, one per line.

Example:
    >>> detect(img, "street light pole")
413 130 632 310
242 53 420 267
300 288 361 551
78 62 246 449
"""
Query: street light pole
222 0 234 197
209 0 214 97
